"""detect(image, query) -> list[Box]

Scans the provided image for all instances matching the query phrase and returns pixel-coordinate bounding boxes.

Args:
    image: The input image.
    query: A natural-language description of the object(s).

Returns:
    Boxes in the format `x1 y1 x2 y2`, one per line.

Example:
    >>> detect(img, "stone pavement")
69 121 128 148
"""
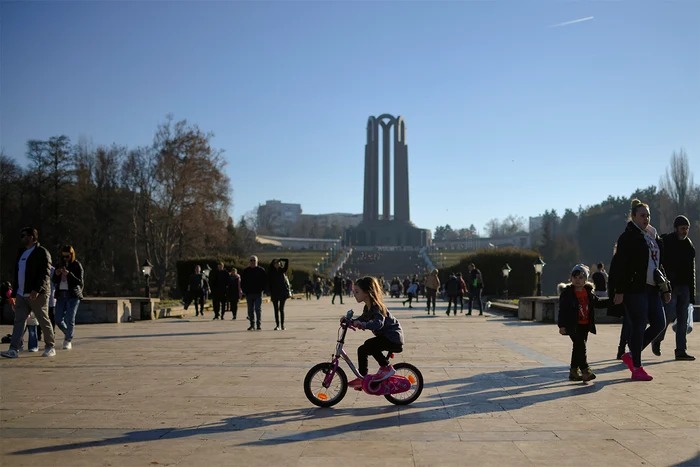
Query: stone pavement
1 296 699 467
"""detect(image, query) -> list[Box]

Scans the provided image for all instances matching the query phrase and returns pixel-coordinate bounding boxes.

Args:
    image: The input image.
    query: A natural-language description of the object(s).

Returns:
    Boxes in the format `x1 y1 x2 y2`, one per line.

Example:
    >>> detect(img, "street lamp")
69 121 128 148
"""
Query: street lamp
533 257 546 296
501 263 512 300
141 259 153 298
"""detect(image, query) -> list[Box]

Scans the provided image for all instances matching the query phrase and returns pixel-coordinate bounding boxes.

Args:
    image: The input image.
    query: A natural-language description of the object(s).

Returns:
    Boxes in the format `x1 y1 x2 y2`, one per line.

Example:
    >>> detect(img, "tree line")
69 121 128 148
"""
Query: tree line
431 150 698 295
0 116 257 298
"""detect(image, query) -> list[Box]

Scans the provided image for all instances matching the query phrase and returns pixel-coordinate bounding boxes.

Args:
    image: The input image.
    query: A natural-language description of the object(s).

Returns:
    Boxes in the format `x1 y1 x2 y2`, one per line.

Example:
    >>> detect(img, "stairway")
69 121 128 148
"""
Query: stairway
340 248 429 280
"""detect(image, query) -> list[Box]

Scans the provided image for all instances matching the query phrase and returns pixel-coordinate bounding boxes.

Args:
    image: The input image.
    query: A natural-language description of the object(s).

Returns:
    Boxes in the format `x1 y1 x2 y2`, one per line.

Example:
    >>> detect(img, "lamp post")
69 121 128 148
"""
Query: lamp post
501 263 512 300
141 259 153 298
533 257 546 296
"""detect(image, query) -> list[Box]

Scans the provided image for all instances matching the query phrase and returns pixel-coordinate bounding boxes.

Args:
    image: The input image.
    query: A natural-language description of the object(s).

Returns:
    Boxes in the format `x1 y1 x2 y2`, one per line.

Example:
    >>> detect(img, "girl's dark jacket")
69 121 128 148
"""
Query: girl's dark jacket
52 259 85 300
558 283 610 335
609 221 668 295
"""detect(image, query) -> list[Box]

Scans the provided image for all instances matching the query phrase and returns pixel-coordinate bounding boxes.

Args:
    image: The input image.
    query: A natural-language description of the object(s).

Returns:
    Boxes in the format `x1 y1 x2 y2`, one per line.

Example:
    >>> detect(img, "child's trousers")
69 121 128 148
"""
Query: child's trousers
569 330 589 371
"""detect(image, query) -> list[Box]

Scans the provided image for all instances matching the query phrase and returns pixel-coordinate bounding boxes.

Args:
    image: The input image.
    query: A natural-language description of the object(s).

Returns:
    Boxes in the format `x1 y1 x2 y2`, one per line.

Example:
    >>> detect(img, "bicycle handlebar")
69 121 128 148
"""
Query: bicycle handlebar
339 316 358 331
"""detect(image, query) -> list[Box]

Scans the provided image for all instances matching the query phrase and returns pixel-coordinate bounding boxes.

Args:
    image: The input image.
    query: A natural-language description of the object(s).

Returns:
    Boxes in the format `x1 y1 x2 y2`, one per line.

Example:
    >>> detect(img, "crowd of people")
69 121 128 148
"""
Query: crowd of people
183 256 292 331
2 201 696 386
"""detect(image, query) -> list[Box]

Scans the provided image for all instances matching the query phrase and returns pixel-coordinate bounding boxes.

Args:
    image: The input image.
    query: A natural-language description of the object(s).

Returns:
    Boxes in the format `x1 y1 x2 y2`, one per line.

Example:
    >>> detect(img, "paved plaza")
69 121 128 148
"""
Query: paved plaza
1 297 699 466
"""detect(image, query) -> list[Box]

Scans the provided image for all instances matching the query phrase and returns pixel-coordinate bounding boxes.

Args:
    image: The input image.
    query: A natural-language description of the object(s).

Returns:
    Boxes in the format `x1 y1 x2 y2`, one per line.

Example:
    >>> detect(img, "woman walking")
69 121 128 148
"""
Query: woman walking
611 199 671 381
53 245 84 350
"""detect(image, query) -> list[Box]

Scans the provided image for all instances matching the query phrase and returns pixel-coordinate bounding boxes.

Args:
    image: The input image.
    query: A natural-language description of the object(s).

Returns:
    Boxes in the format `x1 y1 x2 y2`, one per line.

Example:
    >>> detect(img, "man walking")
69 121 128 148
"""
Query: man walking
241 255 267 331
2 227 56 358
652 215 696 361
210 262 229 320
187 265 208 317
332 273 344 305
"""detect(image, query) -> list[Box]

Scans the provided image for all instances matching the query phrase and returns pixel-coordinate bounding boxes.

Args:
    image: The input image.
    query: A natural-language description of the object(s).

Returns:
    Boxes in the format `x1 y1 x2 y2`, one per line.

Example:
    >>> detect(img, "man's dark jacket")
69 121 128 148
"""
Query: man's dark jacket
241 266 267 295
12 243 52 298
661 232 696 304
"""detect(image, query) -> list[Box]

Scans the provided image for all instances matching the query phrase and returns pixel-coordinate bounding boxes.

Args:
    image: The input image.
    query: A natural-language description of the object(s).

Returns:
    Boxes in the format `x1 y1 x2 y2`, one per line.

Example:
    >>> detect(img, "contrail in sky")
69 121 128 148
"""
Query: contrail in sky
549 16 594 28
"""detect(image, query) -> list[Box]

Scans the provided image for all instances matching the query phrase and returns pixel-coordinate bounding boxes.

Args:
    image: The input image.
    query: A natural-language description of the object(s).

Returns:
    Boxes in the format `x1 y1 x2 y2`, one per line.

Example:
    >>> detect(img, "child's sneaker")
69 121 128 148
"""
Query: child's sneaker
373 365 395 382
568 369 583 381
28 347 39 353
41 347 56 357
348 377 363 388
631 366 653 381
581 368 597 382
621 352 634 372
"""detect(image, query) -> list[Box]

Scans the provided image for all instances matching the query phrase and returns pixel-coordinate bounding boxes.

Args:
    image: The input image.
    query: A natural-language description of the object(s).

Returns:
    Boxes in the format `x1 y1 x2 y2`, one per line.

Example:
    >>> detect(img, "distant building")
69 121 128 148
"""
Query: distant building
303 213 363 230
256 235 342 250
434 234 531 251
257 200 302 235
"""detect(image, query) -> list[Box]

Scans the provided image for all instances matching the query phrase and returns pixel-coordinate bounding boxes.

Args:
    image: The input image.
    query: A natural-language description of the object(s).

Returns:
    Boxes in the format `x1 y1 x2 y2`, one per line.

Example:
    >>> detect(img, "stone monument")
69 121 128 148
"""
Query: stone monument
345 114 431 247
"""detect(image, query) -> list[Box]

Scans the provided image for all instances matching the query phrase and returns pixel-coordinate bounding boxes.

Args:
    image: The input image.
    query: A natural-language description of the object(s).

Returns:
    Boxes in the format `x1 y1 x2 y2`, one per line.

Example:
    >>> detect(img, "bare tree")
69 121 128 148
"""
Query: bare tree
660 148 693 214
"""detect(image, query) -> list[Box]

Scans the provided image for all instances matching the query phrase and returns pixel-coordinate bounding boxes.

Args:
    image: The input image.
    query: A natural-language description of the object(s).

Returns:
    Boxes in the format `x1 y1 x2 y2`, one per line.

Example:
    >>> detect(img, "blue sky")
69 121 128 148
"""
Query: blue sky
2 1 699 235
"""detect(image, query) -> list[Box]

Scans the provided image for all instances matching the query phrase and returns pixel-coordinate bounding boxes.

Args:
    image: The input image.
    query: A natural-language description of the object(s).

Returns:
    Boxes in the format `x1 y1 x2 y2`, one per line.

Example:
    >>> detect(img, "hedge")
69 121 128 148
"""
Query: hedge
176 256 327 297
439 248 541 298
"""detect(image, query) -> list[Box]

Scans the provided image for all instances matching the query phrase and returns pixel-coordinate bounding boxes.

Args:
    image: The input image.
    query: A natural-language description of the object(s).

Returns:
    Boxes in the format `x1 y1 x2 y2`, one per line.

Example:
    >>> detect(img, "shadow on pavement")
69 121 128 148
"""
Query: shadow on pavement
10 363 633 455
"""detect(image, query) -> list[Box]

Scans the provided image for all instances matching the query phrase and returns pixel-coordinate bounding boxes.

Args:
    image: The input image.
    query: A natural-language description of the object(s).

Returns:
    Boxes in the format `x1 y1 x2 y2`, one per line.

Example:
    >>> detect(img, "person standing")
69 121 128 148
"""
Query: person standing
332 273 344 305
210 262 229 320
225 268 242 320
314 277 323 300
467 263 484 316
268 258 290 330
445 274 461 316
611 199 671 381
241 255 267 331
304 278 313 300
651 215 695 361
53 245 84 350
1 227 56 359
425 269 440 315
591 263 609 298
456 272 467 313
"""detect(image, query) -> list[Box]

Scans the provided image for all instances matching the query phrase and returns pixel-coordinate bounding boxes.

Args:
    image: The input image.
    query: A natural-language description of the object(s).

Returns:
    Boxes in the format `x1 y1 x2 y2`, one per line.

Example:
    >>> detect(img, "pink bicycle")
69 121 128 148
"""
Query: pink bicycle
304 310 424 407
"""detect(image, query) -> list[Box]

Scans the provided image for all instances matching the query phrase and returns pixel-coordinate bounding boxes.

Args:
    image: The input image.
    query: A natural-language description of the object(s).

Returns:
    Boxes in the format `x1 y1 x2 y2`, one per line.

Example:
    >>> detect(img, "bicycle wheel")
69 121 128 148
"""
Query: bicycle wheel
384 362 423 406
304 362 348 408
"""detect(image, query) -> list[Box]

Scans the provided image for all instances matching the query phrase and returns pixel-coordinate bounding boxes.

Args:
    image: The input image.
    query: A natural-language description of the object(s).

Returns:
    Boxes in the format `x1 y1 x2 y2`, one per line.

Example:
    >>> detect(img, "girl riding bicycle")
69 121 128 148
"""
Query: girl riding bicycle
349 276 405 388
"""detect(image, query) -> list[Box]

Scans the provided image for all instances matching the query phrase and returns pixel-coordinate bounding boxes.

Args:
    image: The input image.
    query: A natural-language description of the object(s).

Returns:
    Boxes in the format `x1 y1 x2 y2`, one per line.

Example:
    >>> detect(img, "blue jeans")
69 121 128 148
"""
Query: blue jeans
26 325 38 351
247 294 262 327
624 288 666 368
655 285 690 351
55 297 80 342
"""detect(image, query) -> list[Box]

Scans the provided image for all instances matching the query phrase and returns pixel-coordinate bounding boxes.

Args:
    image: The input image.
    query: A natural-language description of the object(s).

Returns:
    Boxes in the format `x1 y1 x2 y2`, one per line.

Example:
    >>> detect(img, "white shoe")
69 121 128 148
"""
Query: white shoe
42 347 56 357
29 348 39 353
63 341 72 350
273 326 280 331
1 349 19 359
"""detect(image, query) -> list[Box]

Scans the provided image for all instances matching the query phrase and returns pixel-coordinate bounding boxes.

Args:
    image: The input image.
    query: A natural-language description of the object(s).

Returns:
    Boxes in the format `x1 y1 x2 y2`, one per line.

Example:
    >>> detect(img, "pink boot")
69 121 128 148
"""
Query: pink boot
621 352 634 372
631 367 653 381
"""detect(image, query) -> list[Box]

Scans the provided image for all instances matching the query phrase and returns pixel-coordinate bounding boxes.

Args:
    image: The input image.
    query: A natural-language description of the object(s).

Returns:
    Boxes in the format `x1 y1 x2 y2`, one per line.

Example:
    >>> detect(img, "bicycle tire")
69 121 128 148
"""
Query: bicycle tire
304 362 348 408
384 362 423 405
